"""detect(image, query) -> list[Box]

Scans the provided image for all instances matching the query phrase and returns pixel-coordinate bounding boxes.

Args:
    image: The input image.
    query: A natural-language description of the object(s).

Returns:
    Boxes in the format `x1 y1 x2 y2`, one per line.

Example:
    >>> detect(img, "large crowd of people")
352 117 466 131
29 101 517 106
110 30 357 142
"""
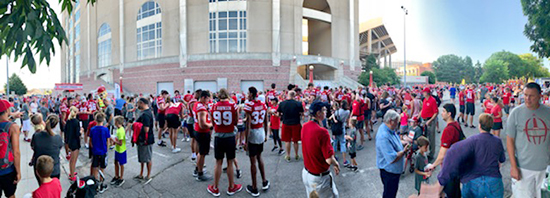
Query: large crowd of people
0 81 548 198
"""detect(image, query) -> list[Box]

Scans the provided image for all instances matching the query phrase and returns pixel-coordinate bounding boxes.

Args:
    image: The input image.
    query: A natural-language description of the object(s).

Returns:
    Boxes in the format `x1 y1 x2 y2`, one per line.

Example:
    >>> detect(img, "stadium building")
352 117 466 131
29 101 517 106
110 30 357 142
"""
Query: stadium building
61 0 363 94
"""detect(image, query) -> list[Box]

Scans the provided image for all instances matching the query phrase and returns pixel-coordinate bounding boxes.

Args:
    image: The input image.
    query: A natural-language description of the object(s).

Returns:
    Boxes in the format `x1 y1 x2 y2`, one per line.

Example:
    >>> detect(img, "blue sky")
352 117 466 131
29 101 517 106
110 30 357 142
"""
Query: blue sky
360 0 545 65
0 0 544 89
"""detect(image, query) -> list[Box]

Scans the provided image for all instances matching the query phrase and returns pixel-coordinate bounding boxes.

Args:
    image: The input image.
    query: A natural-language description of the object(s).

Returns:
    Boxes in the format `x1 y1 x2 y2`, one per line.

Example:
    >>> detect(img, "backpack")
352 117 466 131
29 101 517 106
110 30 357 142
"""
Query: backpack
331 111 344 136
0 122 14 170
131 122 146 145
450 123 467 141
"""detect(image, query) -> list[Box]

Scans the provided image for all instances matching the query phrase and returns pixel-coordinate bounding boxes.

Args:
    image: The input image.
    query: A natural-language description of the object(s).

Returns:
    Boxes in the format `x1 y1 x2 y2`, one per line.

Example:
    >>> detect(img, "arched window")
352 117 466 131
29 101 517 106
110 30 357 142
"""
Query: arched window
98 23 112 68
137 1 162 60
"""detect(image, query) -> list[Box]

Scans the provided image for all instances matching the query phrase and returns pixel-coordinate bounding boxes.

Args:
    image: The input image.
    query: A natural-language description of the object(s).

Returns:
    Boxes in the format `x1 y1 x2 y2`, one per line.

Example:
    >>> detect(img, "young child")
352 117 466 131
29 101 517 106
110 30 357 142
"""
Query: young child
32 155 62 198
269 98 284 155
399 105 409 136
111 116 126 187
345 117 358 172
414 136 431 195
89 112 112 193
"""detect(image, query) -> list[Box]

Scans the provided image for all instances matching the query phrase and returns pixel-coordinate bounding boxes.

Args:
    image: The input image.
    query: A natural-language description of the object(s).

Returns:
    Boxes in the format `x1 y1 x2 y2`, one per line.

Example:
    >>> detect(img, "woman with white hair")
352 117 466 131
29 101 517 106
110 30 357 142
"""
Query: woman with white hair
376 110 410 198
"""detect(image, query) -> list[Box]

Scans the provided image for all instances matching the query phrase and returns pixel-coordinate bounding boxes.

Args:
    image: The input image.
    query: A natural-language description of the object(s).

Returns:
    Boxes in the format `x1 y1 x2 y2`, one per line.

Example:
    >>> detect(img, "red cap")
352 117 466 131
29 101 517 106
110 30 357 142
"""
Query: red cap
423 87 431 93
412 116 419 123
0 100 14 112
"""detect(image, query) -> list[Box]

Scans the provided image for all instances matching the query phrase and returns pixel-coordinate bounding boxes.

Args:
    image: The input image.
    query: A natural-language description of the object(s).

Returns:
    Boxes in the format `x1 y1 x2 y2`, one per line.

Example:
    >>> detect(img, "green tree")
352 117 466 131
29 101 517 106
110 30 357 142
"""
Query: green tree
420 71 436 84
0 0 95 73
358 58 400 86
432 54 474 83
4 74 27 95
485 51 525 79
361 54 378 72
519 53 550 78
473 61 483 84
480 60 509 83
521 0 550 58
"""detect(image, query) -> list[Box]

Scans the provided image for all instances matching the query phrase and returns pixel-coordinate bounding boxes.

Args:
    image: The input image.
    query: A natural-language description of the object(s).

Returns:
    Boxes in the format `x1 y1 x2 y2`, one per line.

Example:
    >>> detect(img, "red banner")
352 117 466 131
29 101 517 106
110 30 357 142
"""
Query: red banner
54 83 83 90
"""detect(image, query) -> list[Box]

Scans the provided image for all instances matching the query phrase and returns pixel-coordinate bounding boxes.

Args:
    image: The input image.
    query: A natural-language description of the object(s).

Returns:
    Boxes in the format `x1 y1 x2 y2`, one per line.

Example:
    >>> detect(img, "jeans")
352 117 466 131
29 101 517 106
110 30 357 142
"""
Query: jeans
333 134 346 153
462 176 503 198
380 169 400 198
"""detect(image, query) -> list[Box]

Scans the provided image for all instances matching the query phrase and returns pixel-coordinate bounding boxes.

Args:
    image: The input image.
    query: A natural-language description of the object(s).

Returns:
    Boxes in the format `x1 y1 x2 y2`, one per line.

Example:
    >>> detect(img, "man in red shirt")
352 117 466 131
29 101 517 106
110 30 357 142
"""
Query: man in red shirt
465 85 477 128
193 91 213 182
301 101 339 197
351 95 365 149
207 89 243 196
502 87 512 115
183 91 194 103
243 87 270 196
420 87 438 160
156 91 169 147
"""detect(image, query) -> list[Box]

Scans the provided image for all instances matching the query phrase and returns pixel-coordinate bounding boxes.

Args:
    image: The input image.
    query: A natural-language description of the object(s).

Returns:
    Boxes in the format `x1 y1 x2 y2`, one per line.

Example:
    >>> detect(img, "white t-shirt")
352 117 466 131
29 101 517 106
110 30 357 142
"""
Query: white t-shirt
30 102 38 113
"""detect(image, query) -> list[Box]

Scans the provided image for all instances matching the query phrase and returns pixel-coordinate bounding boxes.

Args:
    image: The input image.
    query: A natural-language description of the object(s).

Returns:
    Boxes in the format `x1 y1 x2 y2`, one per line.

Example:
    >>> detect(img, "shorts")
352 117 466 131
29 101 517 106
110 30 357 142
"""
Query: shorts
186 123 196 139
356 120 364 129
349 152 356 159
115 109 122 116
0 171 17 197
157 113 166 128
492 122 503 130
282 123 302 142
214 136 236 160
466 102 475 115
504 105 510 114
248 143 264 157
80 119 89 133
68 140 81 151
166 114 180 129
196 132 211 155
450 95 456 99
365 110 372 120
400 125 409 135
459 105 465 114
115 151 127 165
137 144 153 163
22 119 32 132
92 154 107 169
237 125 246 133
333 134 346 153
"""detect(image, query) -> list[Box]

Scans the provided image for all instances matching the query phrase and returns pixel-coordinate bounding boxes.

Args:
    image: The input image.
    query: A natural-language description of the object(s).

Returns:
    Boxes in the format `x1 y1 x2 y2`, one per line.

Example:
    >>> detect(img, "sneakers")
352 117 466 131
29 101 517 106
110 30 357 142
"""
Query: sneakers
172 148 181 153
158 141 167 147
295 155 301 161
207 185 220 197
236 169 242 179
278 150 285 156
271 146 278 152
196 173 211 182
262 180 270 191
143 177 153 185
357 145 365 151
193 169 199 177
343 161 350 168
133 175 144 180
246 185 260 197
116 179 125 187
227 184 243 196
284 155 291 163
110 177 119 185
23 137 31 142
99 184 108 193
348 165 358 172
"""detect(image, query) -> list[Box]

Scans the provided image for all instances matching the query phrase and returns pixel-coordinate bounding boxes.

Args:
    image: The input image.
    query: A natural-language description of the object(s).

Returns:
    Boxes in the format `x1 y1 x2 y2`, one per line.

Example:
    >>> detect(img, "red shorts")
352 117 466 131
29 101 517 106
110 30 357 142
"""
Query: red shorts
281 123 302 142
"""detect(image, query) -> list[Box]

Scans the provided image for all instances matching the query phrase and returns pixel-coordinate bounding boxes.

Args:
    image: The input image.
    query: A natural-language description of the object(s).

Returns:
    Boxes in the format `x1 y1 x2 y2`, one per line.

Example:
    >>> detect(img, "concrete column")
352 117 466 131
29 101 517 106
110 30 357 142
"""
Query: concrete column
119 0 124 73
384 50 387 68
87 5 91 77
367 29 372 54
377 41 381 65
179 0 188 67
389 53 392 68
272 0 280 66
349 0 355 71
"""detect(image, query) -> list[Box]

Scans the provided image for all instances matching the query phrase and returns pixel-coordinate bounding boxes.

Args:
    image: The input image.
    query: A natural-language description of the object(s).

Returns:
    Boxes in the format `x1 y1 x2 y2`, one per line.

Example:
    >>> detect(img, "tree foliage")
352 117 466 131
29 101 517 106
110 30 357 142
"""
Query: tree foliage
420 71 436 84
432 54 475 84
358 57 400 86
4 74 27 95
518 53 550 78
521 0 550 58
473 61 483 84
0 0 95 73
480 60 509 83
485 51 526 79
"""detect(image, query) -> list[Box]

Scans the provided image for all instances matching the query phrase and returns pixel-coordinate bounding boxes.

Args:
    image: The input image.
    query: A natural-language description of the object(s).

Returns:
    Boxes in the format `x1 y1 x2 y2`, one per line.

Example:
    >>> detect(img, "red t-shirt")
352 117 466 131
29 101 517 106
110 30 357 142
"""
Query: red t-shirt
244 100 267 129
193 102 211 133
491 104 502 122
33 178 62 198
165 102 183 115
466 89 475 103
483 100 493 114
335 91 344 101
78 101 89 120
87 121 97 133
458 91 465 106
403 93 413 110
173 94 182 102
266 90 277 100
320 91 329 102
502 92 511 105
421 96 438 119
88 100 97 113
301 121 335 175
60 104 70 121
441 121 461 148
157 97 166 114
211 100 238 133
352 100 364 121
269 105 280 130
183 94 193 103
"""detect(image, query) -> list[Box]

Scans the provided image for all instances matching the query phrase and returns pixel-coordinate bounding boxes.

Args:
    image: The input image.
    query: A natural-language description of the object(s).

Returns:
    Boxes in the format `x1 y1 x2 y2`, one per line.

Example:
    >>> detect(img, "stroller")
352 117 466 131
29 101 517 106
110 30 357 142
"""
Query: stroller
66 170 105 198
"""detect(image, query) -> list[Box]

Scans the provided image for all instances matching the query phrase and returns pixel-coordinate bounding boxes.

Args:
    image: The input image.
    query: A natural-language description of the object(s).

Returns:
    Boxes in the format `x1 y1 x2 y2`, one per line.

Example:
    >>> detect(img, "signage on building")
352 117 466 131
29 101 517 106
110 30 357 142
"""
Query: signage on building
54 83 83 90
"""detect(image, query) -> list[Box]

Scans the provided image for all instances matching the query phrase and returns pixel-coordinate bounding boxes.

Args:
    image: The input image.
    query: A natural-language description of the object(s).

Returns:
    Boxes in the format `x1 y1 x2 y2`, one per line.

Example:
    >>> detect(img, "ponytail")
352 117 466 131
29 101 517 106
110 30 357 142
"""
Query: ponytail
45 115 59 136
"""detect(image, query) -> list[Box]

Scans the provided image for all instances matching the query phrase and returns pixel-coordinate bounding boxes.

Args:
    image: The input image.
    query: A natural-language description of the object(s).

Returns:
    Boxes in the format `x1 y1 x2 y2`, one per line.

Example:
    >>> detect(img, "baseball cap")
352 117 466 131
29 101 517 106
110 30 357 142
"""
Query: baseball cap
422 87 431 93
309 101 330 116
0 99 14 113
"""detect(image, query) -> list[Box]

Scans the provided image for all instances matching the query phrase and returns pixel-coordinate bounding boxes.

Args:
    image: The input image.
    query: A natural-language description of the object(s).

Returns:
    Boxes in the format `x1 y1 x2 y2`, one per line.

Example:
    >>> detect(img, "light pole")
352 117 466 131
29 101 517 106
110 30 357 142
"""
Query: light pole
119 76 123 94
5 57 9 96
369 70 373 88
309 65 314 84
401 6 408 88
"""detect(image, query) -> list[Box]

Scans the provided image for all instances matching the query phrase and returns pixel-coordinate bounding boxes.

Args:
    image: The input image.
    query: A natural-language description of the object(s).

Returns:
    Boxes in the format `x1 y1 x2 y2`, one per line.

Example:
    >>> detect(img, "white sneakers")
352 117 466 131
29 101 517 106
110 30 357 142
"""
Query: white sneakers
172 148 181 153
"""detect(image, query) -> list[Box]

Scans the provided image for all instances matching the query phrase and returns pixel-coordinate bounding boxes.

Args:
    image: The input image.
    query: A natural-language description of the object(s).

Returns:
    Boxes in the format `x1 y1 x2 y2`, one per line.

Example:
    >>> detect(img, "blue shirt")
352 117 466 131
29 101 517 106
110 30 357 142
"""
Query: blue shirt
89 126 111 156
115 98 126 110
449 87 456 96
438 133 506 186
376 123 405 174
